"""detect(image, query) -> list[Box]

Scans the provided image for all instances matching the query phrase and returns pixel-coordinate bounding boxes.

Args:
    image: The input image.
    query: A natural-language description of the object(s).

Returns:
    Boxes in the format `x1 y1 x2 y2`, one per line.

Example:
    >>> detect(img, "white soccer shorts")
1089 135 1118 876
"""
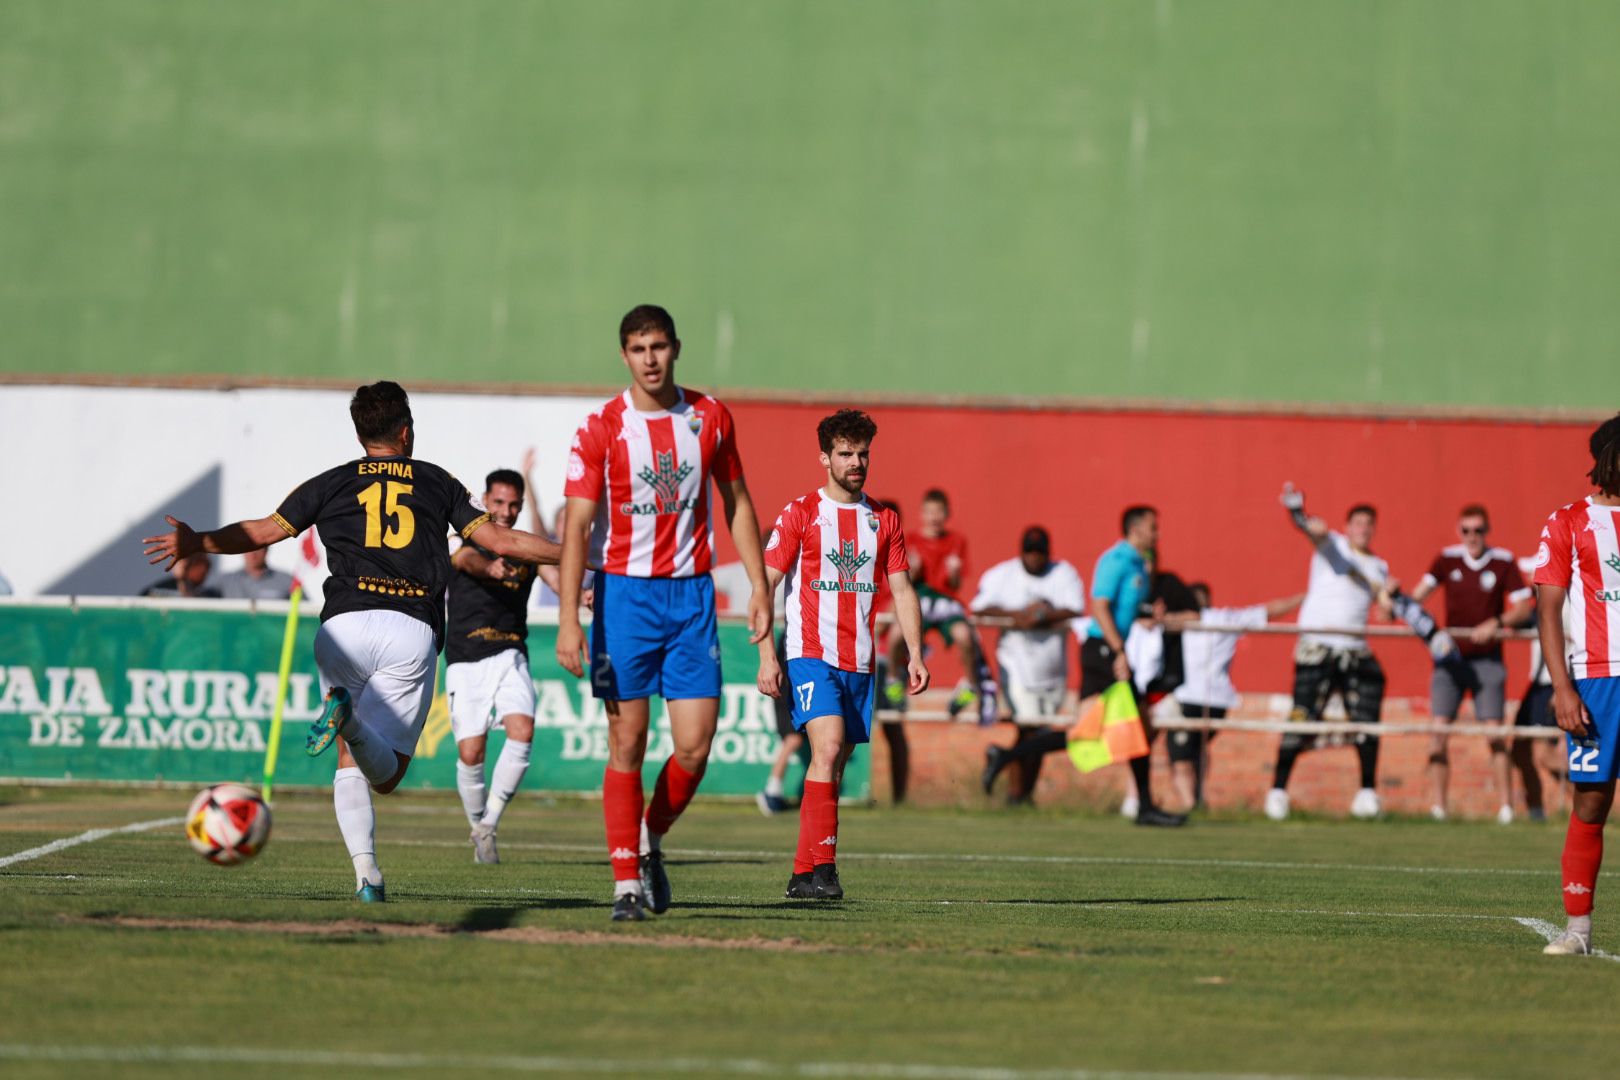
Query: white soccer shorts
313 610 437 758
445 648 537 743
1004 678 1067 727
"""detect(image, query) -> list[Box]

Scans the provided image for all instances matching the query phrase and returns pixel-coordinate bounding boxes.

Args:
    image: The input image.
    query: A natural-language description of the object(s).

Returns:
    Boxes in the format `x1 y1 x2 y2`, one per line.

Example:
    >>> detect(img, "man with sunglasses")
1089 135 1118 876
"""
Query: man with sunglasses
1408 504 1533 823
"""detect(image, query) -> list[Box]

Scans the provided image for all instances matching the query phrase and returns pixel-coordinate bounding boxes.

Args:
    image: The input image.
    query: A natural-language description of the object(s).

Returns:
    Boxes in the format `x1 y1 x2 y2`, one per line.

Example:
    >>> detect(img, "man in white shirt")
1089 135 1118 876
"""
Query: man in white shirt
1264 503 1392 821
1161 583 1302 809
972 527 1086 803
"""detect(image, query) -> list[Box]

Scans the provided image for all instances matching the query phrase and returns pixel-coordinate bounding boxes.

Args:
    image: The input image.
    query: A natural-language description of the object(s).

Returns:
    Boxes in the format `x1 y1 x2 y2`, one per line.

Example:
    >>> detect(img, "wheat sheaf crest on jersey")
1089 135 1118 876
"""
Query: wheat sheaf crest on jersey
622 451 696 516
814 540 875 593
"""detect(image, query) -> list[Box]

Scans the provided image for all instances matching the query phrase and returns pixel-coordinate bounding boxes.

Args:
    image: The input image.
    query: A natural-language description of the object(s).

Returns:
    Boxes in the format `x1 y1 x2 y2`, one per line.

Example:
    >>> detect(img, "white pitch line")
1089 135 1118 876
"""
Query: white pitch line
1513 916 1620 964
0 1043 1426 1080
0 817 181 870
269 834 1557 879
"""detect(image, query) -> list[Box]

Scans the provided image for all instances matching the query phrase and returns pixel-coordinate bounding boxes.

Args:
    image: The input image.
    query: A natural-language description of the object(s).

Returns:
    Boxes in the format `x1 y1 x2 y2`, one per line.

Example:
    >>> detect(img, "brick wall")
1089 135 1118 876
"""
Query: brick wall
864 694 1567 820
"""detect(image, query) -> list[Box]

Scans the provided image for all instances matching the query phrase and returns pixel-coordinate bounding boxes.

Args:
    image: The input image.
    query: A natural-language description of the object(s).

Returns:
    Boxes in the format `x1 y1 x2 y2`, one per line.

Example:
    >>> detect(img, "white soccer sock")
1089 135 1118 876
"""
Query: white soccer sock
342 718 399 787
614 878 642 899
640 818 661 855
480 738 532 828
1570 914 1592 936
455 760 487 827
764 776 784 798
333 767 381 888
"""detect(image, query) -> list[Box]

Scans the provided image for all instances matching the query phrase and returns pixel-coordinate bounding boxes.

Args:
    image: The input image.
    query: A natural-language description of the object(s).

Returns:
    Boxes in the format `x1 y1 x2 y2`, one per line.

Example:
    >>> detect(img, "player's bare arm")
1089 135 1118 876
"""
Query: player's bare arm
718 475 773 645
886 569 931 695
466 521 561 567
1537 583 1591 737
555 495 596 678
1089 600 1132 683
452 544 512 581
755 565 787 698
143 514 289 569
1266 593 1306 619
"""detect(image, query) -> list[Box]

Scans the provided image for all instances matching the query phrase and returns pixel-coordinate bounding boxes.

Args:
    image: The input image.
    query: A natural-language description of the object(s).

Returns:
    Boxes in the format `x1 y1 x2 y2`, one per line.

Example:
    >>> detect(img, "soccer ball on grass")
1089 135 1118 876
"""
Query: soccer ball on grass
185 783 272 865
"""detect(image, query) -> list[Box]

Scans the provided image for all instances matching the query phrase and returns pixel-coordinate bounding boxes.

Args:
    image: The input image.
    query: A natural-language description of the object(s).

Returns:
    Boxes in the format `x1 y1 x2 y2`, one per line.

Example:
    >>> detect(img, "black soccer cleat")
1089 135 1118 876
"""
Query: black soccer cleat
784 871 816 899
611 891 647 922
811 863 844 900
981 746 1007 794
1134 804 1188 828
639 850 672 915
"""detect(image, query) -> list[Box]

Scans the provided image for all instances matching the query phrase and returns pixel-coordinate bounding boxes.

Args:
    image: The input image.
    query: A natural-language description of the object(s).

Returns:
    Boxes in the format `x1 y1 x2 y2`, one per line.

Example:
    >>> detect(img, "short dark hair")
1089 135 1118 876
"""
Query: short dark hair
1347 503 1377 522
350 381 412 445
817 408 878 452
1589 414 1620 497
1457 503 1489 526
486 469 525 497
619 304 677 346
1121 505 1156 537
922 488 950 508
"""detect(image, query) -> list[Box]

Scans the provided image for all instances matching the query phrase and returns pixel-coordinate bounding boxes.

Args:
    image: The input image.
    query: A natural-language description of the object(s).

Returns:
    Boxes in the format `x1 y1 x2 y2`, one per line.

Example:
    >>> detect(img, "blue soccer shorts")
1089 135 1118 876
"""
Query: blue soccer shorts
589 573 721 702
1569 677 1620 783
785 657 875 745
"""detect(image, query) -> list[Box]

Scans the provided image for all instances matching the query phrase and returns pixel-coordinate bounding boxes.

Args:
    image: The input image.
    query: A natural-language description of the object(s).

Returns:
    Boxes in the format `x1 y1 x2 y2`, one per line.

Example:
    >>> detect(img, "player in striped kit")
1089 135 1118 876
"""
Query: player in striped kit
1536 415 1620 956
556 305 772 922
756 409 930 900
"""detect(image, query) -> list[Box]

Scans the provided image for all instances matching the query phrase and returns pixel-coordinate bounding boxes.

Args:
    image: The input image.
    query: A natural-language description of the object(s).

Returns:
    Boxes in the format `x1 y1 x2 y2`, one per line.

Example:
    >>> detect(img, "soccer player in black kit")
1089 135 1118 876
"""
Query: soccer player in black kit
144 382 562 901
446 469 542 865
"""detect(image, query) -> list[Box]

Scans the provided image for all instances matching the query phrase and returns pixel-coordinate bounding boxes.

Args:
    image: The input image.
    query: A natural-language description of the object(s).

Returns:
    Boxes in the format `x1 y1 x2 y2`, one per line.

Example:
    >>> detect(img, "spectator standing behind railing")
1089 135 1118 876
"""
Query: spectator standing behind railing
1264 501 1391 821
973 526 1086 805
1406 505 1534 823
214 546 295 600
140 552 221 598
1159 584 1303 810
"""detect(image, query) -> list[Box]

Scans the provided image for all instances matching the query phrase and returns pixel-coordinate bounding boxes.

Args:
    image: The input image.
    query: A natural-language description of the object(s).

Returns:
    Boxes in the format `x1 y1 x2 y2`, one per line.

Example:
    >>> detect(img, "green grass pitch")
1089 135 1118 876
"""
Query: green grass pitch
0 784 1613 1079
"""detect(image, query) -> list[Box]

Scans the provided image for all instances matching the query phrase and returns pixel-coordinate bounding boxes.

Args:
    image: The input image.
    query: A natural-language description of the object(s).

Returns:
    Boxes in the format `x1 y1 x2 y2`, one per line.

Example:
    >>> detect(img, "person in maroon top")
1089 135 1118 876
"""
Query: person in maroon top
1408 504 1534 822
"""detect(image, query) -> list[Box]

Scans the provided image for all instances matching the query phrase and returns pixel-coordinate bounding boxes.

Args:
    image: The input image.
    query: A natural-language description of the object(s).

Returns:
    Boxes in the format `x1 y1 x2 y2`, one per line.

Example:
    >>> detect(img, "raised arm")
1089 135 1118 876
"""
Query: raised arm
718 475 772 645
143 515 290 569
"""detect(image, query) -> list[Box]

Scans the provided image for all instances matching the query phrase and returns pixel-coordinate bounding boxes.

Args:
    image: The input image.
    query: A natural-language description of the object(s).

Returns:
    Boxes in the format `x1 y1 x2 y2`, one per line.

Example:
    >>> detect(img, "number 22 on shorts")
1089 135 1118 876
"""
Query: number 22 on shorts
1570 742 1600 774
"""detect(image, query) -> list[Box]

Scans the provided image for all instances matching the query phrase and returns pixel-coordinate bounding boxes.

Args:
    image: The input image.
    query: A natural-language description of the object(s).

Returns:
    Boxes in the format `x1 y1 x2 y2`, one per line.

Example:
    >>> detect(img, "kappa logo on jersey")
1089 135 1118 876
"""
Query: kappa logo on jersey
813 541 876 593
623 452 696 516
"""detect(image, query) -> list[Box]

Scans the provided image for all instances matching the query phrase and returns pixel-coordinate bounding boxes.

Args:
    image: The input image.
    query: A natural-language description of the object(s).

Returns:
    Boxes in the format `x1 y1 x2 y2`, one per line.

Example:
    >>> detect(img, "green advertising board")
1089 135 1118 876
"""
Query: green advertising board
0 601 866 799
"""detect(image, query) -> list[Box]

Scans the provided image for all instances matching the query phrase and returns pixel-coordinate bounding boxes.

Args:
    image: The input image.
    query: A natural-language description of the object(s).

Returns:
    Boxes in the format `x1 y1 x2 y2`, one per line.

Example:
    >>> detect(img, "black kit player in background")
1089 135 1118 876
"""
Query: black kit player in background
144 381 563 901
445 469 551 864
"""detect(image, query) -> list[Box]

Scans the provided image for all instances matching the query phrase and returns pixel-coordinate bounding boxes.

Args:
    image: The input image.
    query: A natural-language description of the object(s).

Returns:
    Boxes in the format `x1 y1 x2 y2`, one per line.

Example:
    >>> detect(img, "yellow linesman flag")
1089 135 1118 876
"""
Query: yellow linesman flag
1067 680 1151 774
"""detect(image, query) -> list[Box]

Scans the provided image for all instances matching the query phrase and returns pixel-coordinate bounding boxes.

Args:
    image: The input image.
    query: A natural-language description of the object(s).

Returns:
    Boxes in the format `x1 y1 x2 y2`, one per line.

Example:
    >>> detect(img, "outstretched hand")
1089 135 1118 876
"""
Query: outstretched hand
142 515 198 570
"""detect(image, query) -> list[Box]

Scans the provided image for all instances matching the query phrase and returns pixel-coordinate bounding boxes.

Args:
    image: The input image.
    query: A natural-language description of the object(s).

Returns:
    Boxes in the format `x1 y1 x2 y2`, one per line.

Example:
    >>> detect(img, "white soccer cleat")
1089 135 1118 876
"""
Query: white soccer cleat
1349 788 1381 819
1496 804 1514 825
1543 929 1591 956
1119 796 1140 819
1263 788 1290 822
471 823 499 865
1430 805 1447 822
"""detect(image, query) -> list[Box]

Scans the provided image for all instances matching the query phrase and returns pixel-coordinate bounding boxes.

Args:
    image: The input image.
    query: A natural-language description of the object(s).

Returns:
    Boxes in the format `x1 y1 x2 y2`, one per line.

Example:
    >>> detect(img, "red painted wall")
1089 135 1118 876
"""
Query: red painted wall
718 402 1596 698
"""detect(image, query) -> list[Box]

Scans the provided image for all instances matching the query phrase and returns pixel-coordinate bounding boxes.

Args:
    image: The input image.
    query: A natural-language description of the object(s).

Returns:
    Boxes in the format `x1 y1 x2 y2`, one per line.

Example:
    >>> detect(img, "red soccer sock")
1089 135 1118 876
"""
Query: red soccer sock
803 779 838 868
645 757 705 839
1562 816 1604 917
603 768 645 883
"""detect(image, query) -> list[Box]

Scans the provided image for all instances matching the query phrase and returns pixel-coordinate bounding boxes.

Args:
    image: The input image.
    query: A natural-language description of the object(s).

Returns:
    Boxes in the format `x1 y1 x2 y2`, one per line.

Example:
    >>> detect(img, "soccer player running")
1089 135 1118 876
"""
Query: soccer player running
556 304 772 922
1407 505 1533 823
447 469 544 864
757 409 929 899
1536 416 1620 956
143 382 562 901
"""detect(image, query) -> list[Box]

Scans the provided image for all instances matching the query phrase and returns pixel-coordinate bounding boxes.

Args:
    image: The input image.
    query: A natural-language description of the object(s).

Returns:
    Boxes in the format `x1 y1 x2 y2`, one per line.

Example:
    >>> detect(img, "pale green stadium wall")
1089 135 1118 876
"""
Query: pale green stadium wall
2 0 1614 408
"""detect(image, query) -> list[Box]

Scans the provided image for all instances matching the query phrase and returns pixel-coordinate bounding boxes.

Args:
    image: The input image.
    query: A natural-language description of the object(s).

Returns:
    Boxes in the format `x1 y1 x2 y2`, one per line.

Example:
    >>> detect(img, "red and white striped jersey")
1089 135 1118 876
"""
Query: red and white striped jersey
1533 497 1620 679
766 491 907 673
563 389 743 578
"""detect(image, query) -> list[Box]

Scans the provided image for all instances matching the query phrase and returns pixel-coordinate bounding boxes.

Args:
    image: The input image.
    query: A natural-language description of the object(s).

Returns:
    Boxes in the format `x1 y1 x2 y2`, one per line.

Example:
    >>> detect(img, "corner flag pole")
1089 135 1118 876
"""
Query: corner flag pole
261 585 303 802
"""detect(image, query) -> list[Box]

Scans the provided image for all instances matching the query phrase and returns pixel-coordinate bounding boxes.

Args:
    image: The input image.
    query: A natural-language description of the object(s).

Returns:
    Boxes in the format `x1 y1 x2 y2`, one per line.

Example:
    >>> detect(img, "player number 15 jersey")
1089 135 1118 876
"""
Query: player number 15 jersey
766 492 907 673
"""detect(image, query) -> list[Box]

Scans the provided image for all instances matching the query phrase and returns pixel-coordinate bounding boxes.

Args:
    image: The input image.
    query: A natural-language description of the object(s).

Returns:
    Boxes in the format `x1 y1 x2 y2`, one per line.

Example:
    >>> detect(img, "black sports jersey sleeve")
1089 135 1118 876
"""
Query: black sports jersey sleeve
445 542 538 664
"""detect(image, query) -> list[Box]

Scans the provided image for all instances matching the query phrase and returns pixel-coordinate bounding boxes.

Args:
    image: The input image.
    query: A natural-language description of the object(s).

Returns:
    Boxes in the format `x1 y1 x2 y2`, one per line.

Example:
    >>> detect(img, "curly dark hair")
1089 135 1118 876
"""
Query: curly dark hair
1589 414 1620 497
350 381 413 445
817 408 878 452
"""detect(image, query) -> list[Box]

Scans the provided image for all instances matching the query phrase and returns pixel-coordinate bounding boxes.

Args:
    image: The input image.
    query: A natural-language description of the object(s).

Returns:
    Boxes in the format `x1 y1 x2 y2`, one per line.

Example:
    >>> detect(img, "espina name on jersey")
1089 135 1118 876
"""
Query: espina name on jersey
273 456 490 647
445 542 537 664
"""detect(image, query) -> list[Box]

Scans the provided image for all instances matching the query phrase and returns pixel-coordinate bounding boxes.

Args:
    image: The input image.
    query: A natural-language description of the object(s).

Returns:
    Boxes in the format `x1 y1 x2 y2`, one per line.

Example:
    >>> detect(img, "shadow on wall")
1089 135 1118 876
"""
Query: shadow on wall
45 465 222 597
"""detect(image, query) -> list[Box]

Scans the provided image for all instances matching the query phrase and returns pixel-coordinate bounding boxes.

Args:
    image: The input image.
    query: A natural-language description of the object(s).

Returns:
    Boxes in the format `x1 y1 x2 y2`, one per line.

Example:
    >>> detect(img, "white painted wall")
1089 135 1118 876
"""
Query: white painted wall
0 385 607 598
